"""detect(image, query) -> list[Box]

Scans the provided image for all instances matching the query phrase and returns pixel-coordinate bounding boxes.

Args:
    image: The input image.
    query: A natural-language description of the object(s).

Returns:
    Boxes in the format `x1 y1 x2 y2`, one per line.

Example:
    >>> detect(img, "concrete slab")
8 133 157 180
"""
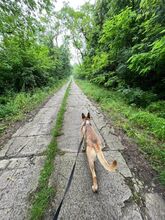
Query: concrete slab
0 160 9 170
145 193 165 220
47 153 135 220
1 135 51 158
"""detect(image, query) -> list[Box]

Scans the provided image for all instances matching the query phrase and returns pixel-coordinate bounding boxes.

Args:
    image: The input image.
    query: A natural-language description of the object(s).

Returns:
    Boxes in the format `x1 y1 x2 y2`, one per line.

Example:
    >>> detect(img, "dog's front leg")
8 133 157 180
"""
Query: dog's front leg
82 139 87 152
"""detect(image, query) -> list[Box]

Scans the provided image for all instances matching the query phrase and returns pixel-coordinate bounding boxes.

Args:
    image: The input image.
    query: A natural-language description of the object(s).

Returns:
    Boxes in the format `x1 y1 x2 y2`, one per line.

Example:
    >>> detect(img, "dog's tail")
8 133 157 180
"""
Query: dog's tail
95 146 117 172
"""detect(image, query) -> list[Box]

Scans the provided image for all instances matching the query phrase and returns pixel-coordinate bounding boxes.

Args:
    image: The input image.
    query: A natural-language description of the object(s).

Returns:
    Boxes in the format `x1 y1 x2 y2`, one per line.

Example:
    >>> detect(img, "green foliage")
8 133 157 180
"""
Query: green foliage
92 52 108 73
121 87 157 107
128 36 165 76
58 2 94 60
0 0 71 94
0 80 66 135
100 7 136 49
71 0 165 104
146 101 165 118
160 170 165 185
130 111 165 140
91 74 106 85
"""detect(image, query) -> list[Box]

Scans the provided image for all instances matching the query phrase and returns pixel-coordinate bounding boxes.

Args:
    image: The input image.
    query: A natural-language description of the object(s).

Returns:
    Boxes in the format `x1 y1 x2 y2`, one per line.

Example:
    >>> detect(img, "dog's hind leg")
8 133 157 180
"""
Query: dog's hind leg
87 147 98 192
90 161 98 192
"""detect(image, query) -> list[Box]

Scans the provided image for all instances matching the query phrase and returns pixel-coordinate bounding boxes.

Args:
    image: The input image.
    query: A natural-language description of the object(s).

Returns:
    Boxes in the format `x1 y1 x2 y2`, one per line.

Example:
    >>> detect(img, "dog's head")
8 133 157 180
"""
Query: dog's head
81 112 91 126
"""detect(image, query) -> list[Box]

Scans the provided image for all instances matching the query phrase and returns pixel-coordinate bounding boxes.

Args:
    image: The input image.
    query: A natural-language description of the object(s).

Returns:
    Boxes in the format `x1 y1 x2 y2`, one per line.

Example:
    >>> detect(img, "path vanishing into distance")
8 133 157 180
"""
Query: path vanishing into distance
0 81 165 220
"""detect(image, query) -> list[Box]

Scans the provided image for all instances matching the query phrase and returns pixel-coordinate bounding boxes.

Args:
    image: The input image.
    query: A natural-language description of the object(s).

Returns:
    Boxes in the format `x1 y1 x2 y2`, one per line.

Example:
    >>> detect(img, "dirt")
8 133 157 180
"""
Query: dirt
121 134 165 198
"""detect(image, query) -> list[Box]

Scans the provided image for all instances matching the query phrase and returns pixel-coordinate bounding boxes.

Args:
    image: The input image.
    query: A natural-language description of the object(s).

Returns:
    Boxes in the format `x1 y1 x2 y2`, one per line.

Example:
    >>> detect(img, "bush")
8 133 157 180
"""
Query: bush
146 101 165 118
160 170 165 185
90 74 106 85
104 72 120 88
0 96 10 105
121 87 157 107
0 104 17 119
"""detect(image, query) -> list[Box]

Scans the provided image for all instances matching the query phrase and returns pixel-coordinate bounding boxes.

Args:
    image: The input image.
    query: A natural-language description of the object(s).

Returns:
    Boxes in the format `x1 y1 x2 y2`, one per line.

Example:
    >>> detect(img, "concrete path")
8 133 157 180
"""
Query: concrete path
0 81 164 220
0 85 67 220
45 81 165 220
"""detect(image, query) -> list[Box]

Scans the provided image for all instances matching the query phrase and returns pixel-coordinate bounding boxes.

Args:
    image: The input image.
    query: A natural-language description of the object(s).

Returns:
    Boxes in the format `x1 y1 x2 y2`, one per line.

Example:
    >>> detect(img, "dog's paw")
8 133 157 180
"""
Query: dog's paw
82 147 86 152
92 185 98 193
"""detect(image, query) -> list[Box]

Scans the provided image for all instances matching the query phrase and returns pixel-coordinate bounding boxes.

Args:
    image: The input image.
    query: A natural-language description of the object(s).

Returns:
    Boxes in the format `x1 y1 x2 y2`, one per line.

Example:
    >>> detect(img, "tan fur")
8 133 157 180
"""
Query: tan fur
81 113 117 192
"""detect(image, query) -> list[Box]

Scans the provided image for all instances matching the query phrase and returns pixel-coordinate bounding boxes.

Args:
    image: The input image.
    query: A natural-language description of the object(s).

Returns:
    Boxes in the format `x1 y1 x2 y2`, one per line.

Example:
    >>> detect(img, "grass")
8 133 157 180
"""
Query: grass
29 81 71 220
77 79 165 185
0 79 67 136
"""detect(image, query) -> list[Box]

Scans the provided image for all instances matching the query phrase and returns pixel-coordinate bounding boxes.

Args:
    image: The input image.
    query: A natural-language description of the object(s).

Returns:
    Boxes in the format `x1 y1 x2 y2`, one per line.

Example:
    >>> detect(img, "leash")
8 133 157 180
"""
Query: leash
53 136 84 220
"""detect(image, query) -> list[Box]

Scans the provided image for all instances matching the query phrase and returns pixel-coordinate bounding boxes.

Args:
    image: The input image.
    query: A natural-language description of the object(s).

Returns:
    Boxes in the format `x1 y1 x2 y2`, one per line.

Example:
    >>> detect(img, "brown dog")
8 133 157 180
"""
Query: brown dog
81 112 117 192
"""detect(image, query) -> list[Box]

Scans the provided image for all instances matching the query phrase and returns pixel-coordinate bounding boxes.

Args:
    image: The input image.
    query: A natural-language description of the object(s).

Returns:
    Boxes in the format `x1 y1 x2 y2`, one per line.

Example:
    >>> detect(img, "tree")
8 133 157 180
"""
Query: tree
71 0 165 99
0 0 71 94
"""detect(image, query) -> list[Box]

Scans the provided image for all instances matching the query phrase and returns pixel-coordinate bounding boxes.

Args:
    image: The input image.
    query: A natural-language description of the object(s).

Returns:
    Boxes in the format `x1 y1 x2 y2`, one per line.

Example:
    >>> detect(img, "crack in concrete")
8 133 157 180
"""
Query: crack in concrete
12 133 50 138
122 176 149 220
1 153 45 160
7 143 28 158
99 123 109 131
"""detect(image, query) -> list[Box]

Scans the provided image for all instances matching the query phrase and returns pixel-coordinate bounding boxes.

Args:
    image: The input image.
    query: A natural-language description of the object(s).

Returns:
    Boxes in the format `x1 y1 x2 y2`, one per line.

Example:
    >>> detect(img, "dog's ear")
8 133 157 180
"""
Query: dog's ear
87 112 90 119
82 113 85 119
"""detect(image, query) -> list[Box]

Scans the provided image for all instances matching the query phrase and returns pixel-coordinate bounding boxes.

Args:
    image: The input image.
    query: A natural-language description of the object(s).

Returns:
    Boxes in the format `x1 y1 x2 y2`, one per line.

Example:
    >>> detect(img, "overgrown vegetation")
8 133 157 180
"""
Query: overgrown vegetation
0 0 71 135
0 80 66 135
0 1 71 95
29 82 71 220
77 80 165 185
60 0 165 103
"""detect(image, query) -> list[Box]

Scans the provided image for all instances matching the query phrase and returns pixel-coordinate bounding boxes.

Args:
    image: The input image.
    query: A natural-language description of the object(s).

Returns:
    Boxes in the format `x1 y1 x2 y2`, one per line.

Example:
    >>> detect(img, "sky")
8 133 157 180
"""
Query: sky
55 0 95 65
55 0 95 11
